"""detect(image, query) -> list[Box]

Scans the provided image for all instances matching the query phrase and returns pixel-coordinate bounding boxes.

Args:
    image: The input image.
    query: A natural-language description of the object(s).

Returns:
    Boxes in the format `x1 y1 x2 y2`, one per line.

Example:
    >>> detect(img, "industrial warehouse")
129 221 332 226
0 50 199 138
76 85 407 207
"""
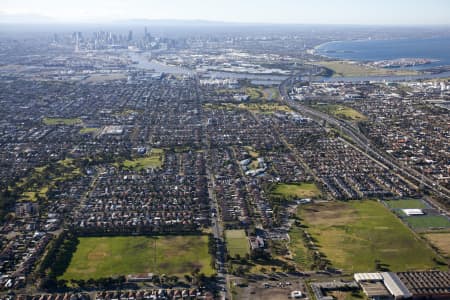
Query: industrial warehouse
354 271 450 300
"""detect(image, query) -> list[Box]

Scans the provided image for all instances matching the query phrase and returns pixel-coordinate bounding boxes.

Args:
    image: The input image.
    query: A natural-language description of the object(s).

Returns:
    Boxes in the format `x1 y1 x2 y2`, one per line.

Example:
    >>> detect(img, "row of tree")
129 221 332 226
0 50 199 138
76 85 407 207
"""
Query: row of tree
0 188 17 224
39 230 79 290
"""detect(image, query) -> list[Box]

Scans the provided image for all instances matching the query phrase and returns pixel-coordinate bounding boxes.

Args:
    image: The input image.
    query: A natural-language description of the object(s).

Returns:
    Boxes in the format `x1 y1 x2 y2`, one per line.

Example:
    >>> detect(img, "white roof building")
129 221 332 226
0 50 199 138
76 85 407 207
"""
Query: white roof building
381 272 412 299
402 209 424 216
354 272 383 282
355 272 413 299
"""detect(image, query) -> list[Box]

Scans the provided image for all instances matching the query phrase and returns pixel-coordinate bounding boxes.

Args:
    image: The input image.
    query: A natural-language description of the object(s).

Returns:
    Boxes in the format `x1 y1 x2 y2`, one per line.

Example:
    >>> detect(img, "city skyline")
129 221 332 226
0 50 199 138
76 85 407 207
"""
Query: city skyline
1 0 450 25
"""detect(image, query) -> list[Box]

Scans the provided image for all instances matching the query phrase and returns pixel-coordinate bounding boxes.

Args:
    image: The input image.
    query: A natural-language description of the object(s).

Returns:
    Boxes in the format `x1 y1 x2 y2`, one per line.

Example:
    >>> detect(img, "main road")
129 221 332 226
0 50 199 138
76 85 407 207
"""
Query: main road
279 75 450 208
206 168 228 300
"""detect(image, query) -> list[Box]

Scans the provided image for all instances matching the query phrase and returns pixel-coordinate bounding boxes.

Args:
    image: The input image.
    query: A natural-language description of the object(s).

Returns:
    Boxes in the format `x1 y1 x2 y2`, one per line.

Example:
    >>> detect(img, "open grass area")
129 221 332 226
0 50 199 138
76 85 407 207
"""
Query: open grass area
315 104 367 122
61 235 214 280
289 226 313 269
43 117 83 126
272 183 321 199
385 199 427 209
245 87 264 100
203 102 292 114
314 61 418 77
405 215 450 230
243 146 259 159
423 232 450 257
226 230 250 258
122 148 164 170
242 103 292 114
263 87 281 101
83 73 127 83
296 200 443 272
79 127 99 134
21 191 38 202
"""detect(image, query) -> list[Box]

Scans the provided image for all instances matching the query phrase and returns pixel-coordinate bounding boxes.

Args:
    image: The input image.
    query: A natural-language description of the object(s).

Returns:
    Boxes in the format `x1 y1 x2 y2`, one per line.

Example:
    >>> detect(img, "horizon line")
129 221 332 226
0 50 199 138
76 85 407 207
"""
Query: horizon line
1 14 450 27
2 20 450 27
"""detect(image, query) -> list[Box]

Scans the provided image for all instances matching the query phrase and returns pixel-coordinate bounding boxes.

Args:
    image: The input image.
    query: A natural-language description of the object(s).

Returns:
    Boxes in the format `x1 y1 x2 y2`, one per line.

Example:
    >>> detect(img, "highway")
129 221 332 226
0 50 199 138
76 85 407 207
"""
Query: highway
279 76 450 208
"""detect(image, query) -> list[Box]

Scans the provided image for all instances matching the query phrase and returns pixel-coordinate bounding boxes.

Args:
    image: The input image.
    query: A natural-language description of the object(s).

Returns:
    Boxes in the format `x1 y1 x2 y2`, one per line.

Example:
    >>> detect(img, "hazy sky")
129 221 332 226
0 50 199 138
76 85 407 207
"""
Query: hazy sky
1 0 450 25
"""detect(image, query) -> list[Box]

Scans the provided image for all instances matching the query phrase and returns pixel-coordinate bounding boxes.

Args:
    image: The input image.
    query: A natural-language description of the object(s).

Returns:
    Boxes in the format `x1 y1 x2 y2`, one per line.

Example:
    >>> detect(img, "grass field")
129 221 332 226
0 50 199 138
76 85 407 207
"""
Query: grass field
203 102 292 114
272 183 321 199
405 216 450 229
61 235 214 280
385 199 427 209
79 127 99 134
245 87 264 100
296 200 443 272
315 104 367 122
424 232 450 257
315 61 418 77
122 148 164 170
263 87 281 101
289 226 313 269
43 117 83 126
243 146 259 159
83 73 127 83
226 230 250 258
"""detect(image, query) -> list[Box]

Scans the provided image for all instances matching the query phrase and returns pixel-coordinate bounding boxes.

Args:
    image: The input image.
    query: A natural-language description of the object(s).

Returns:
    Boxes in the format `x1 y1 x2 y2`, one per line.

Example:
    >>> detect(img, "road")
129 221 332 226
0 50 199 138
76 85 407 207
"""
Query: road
279 76 450 209
206 168 228 299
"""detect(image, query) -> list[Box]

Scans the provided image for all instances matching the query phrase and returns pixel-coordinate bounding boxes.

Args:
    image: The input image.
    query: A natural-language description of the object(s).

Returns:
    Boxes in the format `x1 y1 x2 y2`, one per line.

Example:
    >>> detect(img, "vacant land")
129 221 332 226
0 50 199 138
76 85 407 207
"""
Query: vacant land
315 61 418 77
315 104 367 122
385 199 427 209
272 183 321 199
326 290 366 300
122 148 164 170
405 215 450 230
43 117 83 126
61 235 213 280
297 200 442 272
424 232 450 257
226 230 250 258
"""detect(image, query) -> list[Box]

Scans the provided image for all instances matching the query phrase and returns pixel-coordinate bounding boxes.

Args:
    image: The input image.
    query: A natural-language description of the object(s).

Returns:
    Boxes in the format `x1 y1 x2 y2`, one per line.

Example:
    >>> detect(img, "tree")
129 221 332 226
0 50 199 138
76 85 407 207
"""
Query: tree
184 274 192 284
152 275 160 285
57 279 67 289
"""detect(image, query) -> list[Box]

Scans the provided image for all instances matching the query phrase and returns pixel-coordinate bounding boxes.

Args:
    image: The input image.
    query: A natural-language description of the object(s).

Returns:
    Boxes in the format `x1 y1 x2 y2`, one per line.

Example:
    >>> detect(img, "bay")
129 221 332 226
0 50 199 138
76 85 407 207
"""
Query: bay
315 36 450 70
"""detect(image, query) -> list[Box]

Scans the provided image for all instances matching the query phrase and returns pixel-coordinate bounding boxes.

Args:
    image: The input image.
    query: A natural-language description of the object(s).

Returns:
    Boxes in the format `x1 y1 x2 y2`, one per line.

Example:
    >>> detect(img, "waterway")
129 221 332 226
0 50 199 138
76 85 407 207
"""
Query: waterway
315 36 450 70
129 52 288 85
129 52 193 75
